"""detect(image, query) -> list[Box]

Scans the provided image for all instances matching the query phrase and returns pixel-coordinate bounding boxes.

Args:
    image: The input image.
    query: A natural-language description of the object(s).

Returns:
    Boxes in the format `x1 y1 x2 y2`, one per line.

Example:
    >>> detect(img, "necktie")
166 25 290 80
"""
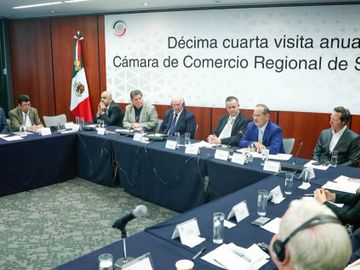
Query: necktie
219 117 234 139
258 129 264 144
167 113 178 136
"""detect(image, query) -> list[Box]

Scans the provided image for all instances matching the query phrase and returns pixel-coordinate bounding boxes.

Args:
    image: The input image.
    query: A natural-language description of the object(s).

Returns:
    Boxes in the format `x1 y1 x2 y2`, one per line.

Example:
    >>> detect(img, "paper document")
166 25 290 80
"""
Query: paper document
322 180 359 194
191 140 213 148
2 135 24 141
261 217 281 234
201 243 269 270
268 154 292 161
181 235 205 248
304 160 330 170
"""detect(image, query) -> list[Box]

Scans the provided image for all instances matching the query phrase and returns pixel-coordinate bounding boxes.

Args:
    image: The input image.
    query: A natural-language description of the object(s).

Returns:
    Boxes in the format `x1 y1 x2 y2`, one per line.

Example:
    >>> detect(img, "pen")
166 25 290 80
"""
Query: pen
192 247 206 260
303 193 314 197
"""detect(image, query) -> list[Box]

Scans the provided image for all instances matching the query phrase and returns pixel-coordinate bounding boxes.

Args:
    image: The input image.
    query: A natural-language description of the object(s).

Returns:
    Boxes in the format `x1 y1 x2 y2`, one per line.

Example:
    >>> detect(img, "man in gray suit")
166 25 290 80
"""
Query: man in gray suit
313 106 360 167
123 90 158 132
9 95 44 132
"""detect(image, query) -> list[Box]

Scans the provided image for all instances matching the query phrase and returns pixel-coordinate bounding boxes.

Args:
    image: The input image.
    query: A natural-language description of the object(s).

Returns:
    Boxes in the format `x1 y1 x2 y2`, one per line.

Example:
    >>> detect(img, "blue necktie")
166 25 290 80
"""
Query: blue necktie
167 113 178 136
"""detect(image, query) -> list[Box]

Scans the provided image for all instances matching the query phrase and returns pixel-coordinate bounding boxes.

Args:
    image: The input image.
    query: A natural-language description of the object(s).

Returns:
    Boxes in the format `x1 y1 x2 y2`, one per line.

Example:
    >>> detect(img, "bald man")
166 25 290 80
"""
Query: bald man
159 97 197 138
95 91 124 126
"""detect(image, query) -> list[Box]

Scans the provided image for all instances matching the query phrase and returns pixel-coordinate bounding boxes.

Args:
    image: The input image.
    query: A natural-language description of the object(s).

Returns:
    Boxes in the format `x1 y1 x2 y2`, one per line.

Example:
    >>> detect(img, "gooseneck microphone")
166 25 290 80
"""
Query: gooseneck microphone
112 205 147 238
113 205 148 269
293 142 304 165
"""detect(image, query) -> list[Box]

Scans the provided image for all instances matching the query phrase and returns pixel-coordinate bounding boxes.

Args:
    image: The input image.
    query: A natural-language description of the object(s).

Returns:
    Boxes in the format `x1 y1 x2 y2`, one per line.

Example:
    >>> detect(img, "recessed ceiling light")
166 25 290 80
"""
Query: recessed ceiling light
64 0 92 3
12 1 62 9
144 2 148 6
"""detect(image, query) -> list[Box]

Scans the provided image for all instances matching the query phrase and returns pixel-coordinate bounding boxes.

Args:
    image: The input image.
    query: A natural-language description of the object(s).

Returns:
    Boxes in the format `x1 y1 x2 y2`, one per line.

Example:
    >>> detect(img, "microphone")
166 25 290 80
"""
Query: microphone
112 205 147 238
226 129 245 148
293 142 304 165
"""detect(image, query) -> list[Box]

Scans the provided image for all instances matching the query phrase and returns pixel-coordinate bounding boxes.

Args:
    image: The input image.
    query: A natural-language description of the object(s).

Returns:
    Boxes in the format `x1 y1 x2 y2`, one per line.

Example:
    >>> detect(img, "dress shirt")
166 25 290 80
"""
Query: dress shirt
219 115 236 139
258 121 268 144
329 126 347 152
22 111 32 127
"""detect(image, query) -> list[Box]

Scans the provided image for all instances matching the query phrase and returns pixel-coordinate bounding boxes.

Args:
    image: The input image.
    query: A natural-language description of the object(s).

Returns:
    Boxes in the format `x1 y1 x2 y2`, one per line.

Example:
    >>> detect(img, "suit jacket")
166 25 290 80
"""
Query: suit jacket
159 108 197 138
0 107 9 134
325 192 360 229
95 101 124 126
313 128 360 167
239 120 285 154
123 102 158 132
213 113 250 146
9 107 42 131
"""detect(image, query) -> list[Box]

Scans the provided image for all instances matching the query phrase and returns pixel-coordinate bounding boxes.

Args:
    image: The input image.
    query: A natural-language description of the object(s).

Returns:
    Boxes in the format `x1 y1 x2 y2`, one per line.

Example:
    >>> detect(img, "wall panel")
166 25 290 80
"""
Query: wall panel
51 16 101 121
9 19 55 117
278 111 330 159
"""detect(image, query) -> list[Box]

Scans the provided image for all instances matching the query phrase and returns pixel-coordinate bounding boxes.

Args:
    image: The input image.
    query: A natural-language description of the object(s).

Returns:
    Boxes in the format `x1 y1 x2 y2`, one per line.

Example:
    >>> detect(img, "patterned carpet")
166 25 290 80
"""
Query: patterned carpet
0 178 177 270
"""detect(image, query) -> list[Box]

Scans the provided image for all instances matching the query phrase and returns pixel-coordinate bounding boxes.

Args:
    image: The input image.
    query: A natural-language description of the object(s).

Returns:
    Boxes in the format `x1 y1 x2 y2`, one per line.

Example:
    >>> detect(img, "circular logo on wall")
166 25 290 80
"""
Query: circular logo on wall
113 20 127 37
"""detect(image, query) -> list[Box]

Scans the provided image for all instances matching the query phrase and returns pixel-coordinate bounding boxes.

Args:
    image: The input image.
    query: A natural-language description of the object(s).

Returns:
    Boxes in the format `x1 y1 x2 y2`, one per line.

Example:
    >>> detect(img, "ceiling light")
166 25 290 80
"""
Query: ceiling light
12 1 62 9
144 2 148 6
64 0 92 3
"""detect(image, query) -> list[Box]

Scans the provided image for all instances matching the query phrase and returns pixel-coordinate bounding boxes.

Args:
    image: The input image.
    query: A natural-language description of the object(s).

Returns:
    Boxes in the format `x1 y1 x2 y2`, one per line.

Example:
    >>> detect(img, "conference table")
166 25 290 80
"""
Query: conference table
0 131 77 196
2 126 360 269
57 173 326 270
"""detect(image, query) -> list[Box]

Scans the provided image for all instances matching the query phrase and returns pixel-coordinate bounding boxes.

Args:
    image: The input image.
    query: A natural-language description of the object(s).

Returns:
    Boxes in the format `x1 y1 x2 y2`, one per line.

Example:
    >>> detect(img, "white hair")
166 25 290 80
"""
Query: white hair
280 199 351 270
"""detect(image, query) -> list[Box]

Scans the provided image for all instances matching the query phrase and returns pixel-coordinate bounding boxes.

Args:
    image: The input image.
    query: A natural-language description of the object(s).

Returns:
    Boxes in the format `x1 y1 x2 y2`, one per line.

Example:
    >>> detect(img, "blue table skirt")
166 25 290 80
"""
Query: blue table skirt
0 132 77 196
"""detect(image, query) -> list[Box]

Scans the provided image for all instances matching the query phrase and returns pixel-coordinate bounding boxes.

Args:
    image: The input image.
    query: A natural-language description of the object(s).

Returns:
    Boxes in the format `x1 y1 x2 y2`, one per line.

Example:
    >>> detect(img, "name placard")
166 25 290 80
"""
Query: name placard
165 139 177 150
40 127 51 136
227 201 249 223
133 132 143 141
263 160 281 173
231 153 246 165
97 128 106 135
185 144 199 155
214 149 229 161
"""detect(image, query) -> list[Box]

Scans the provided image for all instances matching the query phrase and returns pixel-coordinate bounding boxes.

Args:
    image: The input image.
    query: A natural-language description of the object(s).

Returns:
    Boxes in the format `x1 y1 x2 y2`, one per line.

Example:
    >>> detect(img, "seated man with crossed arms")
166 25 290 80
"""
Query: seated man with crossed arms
270 199 351 270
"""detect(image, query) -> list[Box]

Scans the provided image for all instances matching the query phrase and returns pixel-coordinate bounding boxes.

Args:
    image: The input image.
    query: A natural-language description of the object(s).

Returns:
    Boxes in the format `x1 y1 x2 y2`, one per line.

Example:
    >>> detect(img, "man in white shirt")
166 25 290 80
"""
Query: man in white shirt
208 96 250 146
313 106 360 167
9 95 43 132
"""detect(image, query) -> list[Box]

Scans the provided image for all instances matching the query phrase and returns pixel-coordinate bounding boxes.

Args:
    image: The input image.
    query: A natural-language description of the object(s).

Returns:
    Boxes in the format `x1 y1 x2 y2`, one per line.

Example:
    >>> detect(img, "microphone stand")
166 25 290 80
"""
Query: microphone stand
114 229 135 269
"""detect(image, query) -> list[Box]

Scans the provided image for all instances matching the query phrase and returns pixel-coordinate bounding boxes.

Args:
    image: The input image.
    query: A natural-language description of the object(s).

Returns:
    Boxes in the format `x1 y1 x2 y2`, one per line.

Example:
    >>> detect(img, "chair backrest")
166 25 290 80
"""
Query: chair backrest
43 114 67 127
283 138 295 154
155 119 163 133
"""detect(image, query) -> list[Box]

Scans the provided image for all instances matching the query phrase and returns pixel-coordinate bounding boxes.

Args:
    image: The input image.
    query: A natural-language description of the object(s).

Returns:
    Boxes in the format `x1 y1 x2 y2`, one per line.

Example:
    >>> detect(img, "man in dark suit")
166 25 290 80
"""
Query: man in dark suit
313 106 360 167
239 104 285 154
95 91 124 126
208 96 250 146
9 95 43 132
159 97 197 138
0 107 9 133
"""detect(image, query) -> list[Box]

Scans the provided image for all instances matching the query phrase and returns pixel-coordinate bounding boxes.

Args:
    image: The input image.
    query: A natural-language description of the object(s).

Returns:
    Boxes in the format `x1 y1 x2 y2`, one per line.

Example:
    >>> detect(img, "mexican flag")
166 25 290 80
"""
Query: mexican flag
70 32 93 122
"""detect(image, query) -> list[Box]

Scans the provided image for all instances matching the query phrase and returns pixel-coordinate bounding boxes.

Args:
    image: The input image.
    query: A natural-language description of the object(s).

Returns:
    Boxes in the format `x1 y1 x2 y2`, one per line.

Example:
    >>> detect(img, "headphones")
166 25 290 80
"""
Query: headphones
272 215 341 262
340 108 351 125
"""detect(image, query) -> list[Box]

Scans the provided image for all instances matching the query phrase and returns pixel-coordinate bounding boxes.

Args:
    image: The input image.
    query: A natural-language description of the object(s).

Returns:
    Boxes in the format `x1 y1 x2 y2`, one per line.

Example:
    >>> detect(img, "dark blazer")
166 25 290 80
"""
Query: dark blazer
0 107 9 134
213 113 250 146
159 108 197 138
325 192 360 229
9 107 42 131
239 120 285 154
95 100 124 126
313 128 360 167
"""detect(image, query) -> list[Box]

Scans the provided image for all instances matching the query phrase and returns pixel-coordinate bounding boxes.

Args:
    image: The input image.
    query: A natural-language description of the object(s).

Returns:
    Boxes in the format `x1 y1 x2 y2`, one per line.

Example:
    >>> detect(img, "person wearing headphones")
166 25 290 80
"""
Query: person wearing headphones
159 97 197 138
313 106 360 167
270 199 351 270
